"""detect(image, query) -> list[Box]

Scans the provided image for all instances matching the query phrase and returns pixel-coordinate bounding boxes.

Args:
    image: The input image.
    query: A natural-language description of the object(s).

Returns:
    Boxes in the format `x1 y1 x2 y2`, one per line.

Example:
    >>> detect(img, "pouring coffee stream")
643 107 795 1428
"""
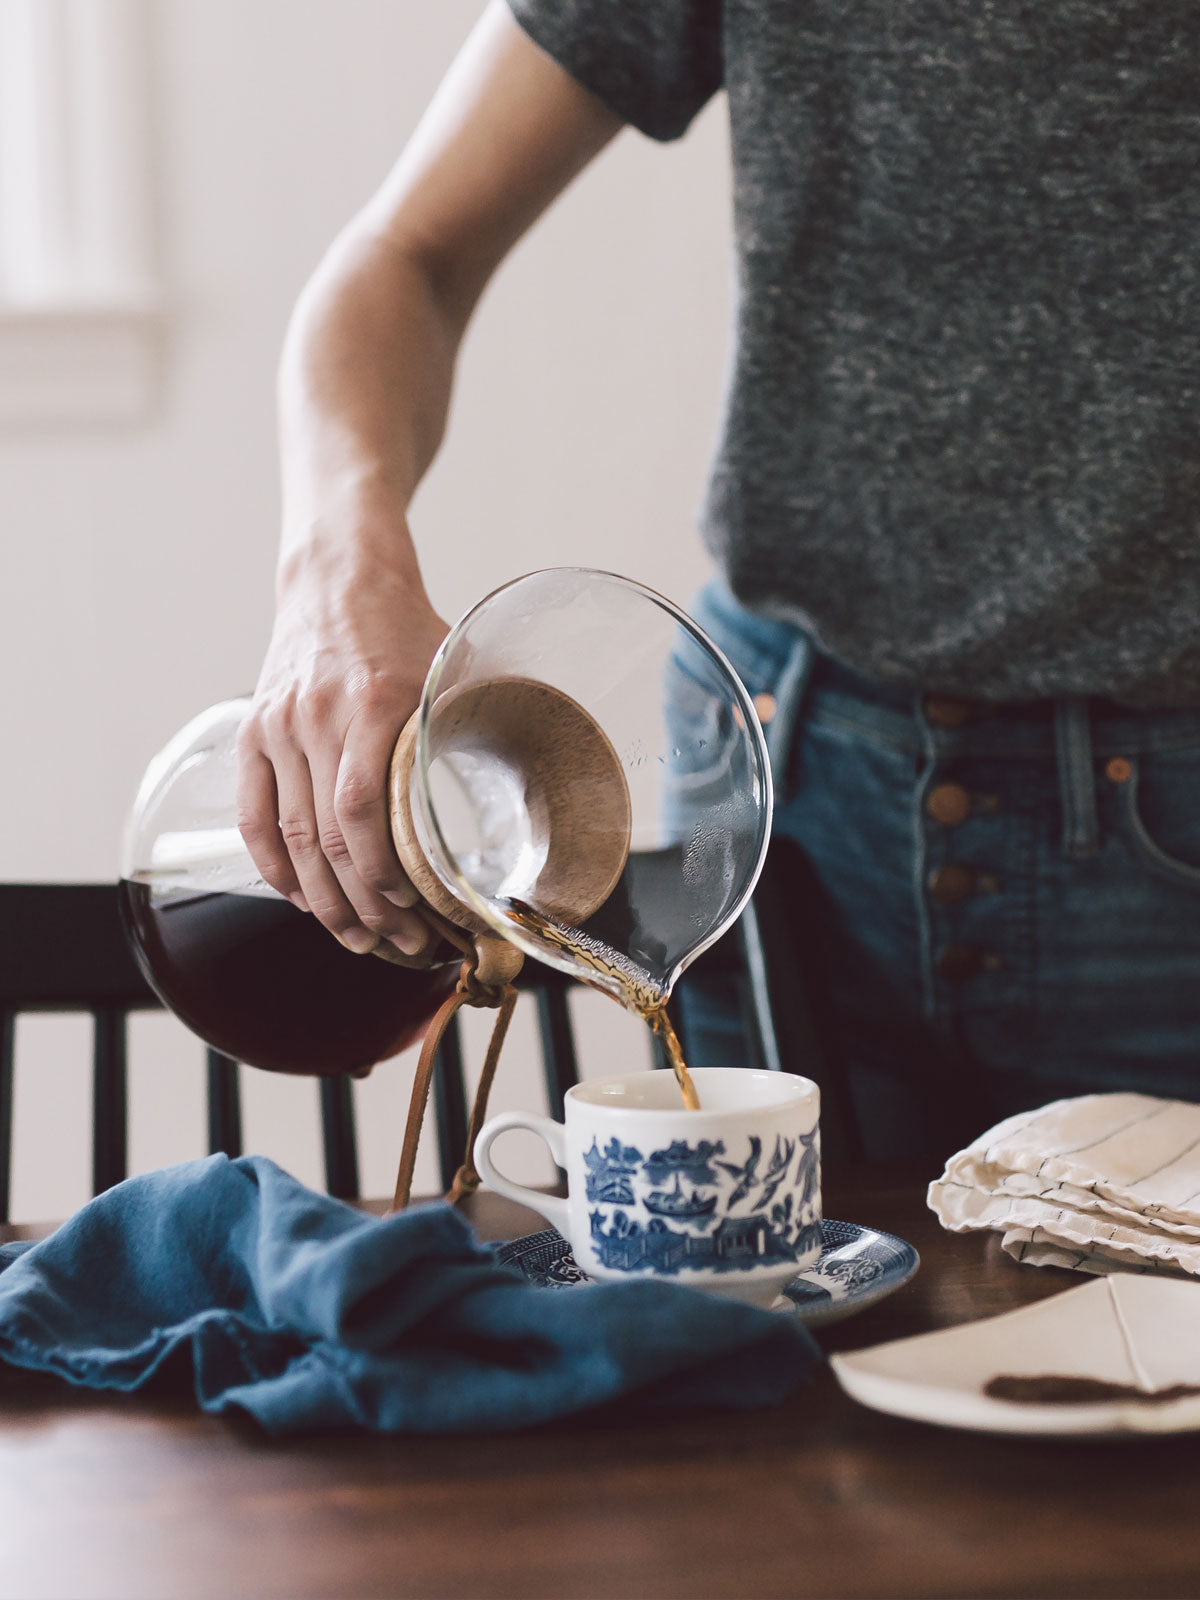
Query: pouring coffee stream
121 570 771 1208
498 898 701 1112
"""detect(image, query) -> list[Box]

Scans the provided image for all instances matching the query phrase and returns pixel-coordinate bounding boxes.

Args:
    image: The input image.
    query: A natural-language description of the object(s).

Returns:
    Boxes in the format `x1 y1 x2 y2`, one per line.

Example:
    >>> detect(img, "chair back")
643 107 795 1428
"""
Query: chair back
0 884 249 1223
0 875 845 1225
0 883 589 1223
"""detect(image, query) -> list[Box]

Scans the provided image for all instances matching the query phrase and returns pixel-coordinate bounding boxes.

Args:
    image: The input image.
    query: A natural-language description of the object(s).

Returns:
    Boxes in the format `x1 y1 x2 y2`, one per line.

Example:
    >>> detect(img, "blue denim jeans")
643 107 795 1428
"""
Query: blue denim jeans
679 580 1200 1161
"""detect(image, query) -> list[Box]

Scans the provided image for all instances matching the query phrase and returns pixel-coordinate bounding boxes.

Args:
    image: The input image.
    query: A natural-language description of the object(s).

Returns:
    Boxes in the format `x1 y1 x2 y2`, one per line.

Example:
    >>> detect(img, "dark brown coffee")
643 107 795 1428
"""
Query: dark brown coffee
119 879 459 1076
499 897 700 1109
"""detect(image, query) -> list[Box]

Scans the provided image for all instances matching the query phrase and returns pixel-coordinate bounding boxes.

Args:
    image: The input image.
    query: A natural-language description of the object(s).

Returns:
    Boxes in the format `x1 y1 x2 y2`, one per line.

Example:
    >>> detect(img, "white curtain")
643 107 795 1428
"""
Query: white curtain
0 0 154 307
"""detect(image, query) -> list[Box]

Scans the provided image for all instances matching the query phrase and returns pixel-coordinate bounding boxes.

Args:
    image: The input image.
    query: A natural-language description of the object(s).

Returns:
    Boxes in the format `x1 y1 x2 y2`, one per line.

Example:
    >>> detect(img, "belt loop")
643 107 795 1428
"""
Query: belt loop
766 636 815 790
1054 696 1100 858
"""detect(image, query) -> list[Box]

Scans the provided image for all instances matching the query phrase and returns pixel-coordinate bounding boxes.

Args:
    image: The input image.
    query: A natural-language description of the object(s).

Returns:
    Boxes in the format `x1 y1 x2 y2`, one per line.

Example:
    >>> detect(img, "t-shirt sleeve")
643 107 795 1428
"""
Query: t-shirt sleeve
505 0 723 143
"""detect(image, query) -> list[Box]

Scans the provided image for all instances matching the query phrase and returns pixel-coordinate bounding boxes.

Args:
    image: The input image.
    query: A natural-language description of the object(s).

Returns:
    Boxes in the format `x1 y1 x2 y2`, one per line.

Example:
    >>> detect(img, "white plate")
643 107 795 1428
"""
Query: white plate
831 1274 1200 1435
493 1218 919 1328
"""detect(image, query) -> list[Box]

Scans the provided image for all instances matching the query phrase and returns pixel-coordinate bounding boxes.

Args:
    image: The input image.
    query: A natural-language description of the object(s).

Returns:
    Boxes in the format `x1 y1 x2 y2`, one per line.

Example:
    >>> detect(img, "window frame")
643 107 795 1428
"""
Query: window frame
0 0 160 423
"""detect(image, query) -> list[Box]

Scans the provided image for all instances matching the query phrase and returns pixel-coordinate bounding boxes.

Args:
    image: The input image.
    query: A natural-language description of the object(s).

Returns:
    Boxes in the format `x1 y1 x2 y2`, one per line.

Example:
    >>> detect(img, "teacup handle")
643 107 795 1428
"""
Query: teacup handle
473 1112 570 1234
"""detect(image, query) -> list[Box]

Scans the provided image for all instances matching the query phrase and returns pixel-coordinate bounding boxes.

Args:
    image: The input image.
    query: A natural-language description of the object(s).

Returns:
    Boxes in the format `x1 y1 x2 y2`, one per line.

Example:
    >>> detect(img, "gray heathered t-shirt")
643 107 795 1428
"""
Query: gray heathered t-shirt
507 0 1200 706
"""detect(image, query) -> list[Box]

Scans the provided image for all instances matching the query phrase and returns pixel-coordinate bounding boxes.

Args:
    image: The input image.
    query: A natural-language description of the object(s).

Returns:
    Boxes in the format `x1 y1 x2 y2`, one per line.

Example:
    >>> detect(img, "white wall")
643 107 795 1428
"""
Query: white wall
0 0 733 1217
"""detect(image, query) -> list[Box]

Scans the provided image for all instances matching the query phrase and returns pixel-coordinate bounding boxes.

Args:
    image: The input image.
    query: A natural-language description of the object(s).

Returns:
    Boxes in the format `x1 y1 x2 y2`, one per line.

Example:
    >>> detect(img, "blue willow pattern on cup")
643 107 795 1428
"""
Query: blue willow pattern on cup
581 1131 820 1278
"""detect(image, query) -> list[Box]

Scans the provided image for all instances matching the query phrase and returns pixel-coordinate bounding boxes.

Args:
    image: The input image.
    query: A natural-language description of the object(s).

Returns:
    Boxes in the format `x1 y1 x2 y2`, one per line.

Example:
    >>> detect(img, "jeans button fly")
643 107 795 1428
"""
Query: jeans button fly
928 863 975 903
937 943 985 982
753 692 777 725
926 783 971 826
924 695 972 729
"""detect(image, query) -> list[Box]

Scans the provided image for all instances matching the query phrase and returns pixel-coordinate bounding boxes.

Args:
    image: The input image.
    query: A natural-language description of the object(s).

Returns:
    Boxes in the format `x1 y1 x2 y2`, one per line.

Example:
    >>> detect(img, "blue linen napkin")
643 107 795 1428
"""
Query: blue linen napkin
0 1154 819 1434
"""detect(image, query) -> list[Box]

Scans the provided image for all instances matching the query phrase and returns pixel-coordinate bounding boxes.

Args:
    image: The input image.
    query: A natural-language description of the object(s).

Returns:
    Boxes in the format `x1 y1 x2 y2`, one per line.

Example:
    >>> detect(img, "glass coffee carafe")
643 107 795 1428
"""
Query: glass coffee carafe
120 568 772 1079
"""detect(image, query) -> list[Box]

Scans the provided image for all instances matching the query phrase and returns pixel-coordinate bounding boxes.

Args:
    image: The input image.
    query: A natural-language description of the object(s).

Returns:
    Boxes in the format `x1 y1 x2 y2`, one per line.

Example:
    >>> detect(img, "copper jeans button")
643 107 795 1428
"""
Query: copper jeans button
924 695 972 729
928 863 975 904
753 692 777 725
926 783 971 826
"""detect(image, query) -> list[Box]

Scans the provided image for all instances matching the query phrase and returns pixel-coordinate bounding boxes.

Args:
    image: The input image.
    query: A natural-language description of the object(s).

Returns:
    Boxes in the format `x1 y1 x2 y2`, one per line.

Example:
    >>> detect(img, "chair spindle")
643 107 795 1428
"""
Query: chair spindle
206 1049 242 1159
536 986 577 1122
0 1009 14 1225
319 1075 360 1200
91 1005 128 1196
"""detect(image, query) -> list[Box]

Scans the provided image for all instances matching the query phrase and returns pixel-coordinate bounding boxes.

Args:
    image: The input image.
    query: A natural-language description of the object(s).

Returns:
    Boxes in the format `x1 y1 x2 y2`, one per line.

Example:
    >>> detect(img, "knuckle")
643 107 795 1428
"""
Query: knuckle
355 682 401 722
344 671 419 732
317 826 353 871
258 703 295 747
334 770 384 827
236 816 293 888
278 816 319 857
300 689 337 727
235 716 264 757
344 664 398 705
295 671 340 721
235 809 274 851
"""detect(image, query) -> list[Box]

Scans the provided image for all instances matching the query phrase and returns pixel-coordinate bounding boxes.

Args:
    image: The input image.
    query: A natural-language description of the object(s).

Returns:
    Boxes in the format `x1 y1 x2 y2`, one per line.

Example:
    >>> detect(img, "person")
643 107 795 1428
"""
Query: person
237 0 1200 1158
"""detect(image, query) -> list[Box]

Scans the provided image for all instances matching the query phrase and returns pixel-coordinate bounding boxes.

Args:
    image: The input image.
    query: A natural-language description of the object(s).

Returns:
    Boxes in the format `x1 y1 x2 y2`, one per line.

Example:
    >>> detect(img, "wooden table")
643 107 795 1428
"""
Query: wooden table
2 1164 1198 1600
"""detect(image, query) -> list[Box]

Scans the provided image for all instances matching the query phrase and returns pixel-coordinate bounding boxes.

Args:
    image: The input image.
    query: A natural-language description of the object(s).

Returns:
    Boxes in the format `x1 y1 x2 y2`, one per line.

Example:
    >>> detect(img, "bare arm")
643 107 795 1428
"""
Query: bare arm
237 1 622 956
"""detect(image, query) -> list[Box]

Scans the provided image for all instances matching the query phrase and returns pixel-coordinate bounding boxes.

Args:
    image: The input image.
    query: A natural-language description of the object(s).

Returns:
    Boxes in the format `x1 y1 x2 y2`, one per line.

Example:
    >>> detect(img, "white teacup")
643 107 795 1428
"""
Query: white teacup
474 1067 821 1307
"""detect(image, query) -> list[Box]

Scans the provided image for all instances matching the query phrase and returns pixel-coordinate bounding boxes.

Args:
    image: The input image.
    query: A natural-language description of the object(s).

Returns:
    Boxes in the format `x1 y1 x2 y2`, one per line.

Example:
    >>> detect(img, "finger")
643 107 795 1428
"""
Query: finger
270 743 377 953
334 709 420 908
235 744 308 911
307 743 434 957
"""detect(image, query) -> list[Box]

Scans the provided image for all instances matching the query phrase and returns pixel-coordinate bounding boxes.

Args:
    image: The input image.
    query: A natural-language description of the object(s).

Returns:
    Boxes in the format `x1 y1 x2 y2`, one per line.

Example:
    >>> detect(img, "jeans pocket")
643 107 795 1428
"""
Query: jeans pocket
688 581 792 704
1117 750 1200 891
662 648 733 786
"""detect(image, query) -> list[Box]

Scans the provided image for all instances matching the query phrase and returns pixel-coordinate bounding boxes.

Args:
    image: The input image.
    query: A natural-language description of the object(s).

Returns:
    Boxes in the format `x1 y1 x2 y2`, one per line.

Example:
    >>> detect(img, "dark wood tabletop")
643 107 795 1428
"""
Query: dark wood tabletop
2 1164 1197 1600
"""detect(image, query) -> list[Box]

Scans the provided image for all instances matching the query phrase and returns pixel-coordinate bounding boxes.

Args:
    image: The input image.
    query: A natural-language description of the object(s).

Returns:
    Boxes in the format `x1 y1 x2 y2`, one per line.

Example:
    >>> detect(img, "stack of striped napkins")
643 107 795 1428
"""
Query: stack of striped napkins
927 1093 1200 1276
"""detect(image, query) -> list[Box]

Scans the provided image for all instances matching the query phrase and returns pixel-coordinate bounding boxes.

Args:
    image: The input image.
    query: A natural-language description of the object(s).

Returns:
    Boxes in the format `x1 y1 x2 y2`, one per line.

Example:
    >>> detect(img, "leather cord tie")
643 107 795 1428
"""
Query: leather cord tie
388 953 519 1214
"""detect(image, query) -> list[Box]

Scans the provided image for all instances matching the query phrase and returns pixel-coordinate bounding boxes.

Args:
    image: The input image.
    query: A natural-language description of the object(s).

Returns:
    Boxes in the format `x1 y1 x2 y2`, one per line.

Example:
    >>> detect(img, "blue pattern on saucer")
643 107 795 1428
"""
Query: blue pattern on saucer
494 1218 919 1327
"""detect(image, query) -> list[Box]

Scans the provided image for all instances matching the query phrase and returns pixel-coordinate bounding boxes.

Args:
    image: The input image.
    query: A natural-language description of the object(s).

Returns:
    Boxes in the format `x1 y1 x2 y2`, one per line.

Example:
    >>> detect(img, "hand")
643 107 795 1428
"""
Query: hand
236 0 623 961
236 532 448 958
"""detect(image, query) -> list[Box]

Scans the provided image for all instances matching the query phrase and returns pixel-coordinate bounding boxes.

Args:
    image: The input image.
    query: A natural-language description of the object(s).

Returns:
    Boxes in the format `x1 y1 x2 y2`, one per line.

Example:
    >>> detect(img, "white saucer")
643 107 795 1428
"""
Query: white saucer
831 1273 1200 1435
493 1217 919 1328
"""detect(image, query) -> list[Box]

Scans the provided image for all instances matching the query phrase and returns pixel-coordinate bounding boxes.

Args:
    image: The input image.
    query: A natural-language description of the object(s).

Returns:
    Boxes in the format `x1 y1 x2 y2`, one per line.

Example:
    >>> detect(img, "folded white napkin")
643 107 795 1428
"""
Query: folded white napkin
927 1093 1200 1276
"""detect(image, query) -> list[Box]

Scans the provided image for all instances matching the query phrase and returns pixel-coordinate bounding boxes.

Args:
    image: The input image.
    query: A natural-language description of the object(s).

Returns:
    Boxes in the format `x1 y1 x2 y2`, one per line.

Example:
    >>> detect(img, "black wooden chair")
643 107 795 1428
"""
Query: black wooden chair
0 875 857 1224
0 883 603 1223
